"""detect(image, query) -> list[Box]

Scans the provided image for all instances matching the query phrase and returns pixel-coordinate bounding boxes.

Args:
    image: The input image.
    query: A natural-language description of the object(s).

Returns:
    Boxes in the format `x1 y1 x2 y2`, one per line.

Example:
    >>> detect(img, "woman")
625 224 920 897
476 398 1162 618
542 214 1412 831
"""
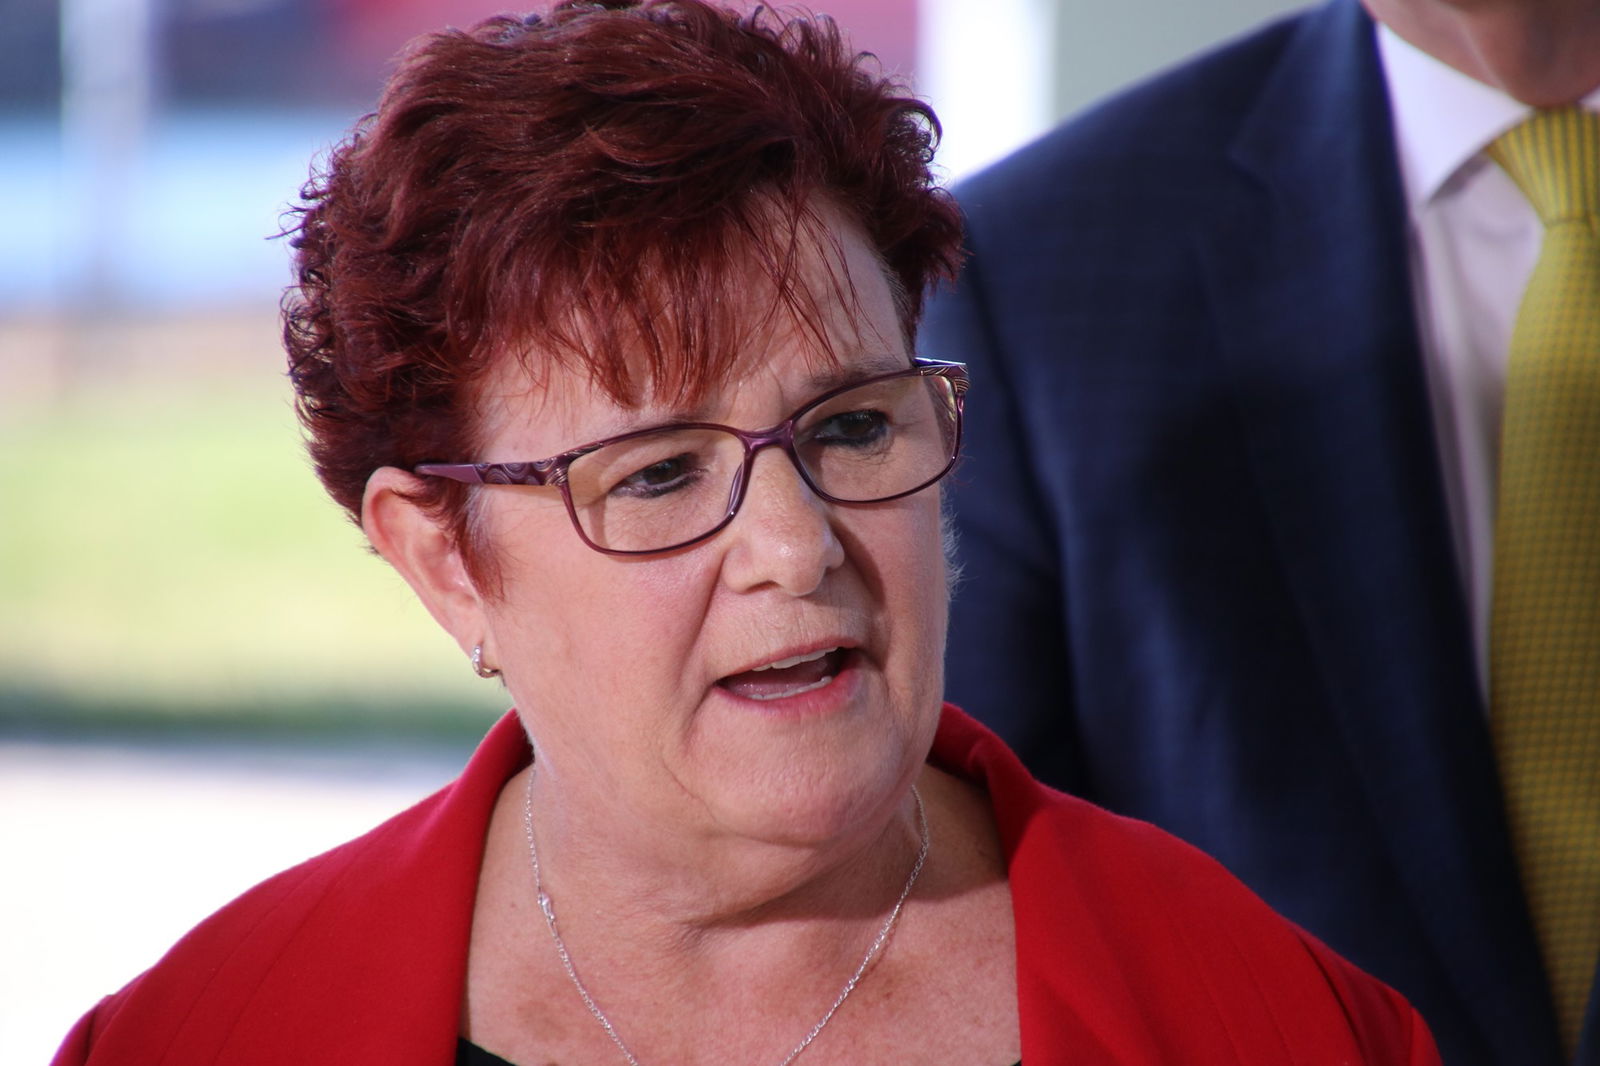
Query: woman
55 3 1440 1063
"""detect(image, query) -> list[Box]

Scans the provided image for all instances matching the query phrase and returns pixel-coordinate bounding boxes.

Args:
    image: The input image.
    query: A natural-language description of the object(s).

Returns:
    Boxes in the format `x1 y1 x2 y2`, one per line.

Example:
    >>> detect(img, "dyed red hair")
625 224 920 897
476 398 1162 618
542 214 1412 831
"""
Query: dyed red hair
282 0 962 582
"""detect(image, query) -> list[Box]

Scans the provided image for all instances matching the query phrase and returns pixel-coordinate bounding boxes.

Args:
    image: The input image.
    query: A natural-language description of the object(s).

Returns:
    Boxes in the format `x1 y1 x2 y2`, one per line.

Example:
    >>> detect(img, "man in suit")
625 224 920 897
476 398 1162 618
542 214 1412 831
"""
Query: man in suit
923 0 1600 1063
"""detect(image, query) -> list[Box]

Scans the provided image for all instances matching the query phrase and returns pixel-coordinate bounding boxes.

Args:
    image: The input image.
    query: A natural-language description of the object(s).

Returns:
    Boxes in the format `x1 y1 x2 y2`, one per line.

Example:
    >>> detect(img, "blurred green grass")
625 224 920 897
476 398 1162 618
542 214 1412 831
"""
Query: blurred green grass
0 356 506 739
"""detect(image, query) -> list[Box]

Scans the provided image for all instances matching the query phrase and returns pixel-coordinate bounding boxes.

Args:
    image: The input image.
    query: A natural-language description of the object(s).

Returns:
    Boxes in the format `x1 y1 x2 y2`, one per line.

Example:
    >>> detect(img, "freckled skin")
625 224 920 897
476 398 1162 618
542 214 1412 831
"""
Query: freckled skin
469 212 949 893
359 205 1015 1066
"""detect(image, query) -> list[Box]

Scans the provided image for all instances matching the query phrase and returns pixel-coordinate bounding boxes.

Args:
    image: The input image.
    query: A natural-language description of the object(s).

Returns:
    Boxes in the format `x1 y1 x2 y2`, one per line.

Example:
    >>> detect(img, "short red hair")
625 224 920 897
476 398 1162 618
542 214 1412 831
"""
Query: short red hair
282 0 962 581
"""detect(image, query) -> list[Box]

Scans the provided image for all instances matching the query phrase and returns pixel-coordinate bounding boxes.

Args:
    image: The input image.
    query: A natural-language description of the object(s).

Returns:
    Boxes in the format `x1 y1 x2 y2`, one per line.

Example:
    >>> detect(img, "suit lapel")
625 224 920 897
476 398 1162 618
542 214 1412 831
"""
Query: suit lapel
1194 0 1557 1057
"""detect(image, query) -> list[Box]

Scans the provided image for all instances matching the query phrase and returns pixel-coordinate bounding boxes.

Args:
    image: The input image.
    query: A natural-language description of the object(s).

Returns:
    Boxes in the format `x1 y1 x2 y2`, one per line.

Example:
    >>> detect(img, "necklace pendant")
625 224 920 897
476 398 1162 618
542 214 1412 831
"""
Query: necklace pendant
538 890 556 923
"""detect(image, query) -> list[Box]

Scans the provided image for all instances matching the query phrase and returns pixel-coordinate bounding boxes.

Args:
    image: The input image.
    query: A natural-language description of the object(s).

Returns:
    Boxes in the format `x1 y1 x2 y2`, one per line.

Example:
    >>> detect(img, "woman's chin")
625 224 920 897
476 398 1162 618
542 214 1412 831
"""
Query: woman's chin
694 738 919 850
719 785 903 856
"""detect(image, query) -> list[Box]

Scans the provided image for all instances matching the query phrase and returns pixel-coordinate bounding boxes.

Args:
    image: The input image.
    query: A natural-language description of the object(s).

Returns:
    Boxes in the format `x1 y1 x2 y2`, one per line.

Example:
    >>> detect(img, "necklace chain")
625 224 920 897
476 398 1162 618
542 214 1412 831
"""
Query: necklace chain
521 771 929 1066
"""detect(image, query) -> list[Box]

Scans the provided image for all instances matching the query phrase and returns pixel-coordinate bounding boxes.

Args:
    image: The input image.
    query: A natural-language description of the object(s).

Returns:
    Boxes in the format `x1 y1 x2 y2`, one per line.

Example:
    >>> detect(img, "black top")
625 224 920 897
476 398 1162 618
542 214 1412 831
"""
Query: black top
458 1037 1021 1064
457 1041 515 1066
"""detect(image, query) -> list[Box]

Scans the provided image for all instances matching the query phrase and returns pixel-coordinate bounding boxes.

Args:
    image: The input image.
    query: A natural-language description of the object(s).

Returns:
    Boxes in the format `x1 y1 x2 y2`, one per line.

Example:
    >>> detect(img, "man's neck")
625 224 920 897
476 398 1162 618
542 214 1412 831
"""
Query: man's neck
1363 0 1600 105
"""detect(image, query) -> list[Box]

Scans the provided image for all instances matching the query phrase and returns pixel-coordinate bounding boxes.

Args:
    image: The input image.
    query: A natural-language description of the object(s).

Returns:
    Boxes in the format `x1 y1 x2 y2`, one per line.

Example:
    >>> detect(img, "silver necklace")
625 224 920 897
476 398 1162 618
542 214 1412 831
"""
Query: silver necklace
521 771 929 1066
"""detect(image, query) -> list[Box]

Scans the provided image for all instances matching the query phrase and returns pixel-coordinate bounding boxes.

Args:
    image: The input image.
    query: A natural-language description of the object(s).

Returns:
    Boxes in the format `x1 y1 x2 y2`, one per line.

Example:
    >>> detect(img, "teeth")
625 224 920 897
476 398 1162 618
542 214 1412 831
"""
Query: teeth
746 677 833 701
751 647 836 672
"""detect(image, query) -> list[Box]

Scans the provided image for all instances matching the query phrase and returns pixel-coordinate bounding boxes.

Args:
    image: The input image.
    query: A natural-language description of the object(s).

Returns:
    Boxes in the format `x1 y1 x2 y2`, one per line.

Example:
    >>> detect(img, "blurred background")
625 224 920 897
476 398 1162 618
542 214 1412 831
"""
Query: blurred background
1 0 1300 1059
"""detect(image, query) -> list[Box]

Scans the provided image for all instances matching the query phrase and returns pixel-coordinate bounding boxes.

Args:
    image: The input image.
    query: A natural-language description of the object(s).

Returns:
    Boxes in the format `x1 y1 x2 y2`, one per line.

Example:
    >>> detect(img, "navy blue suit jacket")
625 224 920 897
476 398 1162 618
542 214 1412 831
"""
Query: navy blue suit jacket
923 2 1585 1063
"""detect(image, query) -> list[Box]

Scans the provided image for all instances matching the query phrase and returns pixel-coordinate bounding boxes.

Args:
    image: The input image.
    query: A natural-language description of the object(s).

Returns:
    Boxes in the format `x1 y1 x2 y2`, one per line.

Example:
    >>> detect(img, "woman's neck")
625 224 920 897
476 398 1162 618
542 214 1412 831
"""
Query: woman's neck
462 763 1016 1065
523 768 926 956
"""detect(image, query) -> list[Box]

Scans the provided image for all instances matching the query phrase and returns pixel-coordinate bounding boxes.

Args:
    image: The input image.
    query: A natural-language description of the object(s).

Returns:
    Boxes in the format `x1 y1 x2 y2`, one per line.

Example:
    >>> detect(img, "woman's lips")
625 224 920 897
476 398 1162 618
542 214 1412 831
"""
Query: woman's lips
717 647 850 702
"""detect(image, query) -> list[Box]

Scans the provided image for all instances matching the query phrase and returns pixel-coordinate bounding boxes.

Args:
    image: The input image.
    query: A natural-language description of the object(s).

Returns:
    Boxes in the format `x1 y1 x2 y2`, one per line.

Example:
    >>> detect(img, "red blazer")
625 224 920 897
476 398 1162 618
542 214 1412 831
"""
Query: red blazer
55 706 1439 1065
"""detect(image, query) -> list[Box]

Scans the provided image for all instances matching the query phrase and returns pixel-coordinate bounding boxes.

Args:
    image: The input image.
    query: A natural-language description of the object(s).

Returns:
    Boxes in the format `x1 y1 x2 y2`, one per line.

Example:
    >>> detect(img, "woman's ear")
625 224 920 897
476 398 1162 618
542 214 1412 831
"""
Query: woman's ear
362 467 485 653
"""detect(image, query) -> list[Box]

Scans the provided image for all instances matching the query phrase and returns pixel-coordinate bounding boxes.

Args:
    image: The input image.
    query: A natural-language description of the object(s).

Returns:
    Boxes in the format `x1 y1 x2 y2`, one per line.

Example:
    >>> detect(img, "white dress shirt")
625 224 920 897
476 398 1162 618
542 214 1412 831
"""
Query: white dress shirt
1375 25 1600 701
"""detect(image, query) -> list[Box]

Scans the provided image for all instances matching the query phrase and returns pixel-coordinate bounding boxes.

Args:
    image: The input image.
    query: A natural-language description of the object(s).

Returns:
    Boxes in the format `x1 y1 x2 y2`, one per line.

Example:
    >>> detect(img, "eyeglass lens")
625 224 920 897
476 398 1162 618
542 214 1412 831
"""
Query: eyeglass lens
565 373 959 552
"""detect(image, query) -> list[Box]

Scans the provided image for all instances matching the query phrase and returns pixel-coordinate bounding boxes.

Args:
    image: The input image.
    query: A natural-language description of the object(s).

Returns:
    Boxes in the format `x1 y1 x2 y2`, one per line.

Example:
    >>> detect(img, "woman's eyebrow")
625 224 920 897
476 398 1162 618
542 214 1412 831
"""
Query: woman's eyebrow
806 352 910 393
600 351 911 437
634 354 906 426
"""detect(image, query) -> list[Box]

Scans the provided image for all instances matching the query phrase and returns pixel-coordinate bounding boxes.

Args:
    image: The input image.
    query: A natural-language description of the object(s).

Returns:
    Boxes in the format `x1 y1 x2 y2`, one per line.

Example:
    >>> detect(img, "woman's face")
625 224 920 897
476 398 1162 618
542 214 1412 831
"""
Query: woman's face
471 217 949 852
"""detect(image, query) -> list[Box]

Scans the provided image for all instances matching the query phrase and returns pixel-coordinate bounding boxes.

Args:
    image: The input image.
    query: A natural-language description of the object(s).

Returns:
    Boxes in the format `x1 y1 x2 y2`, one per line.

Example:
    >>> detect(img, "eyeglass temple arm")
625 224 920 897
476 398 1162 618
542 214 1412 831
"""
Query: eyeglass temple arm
413 460 561 486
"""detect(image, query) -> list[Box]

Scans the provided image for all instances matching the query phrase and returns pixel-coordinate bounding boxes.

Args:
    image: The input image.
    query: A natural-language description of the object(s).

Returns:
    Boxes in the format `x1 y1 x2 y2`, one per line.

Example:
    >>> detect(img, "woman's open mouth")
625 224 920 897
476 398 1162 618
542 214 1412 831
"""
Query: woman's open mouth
716 647 852 702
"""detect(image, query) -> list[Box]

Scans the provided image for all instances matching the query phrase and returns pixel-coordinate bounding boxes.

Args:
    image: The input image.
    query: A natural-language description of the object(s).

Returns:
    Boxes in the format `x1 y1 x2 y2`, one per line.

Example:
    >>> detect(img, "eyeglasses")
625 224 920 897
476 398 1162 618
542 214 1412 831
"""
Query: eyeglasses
415 358 968 555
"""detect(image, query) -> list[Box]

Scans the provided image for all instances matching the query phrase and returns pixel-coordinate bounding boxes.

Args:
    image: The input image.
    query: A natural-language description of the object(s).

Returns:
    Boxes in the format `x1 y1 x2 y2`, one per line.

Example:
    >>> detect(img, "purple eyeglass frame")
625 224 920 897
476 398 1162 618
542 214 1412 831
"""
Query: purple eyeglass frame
414 357 968 556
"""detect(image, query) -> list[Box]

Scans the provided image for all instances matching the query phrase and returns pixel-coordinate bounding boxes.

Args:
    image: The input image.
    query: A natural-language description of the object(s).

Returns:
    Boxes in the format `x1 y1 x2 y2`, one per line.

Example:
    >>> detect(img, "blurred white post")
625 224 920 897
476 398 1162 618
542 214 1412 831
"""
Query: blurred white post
59 0 157 323
917 0 1057 184
918 0 1306 187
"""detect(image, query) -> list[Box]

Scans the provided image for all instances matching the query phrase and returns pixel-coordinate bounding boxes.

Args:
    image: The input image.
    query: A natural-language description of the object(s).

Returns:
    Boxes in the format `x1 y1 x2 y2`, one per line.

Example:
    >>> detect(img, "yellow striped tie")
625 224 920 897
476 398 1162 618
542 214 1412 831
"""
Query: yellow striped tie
1488 106 1600 1056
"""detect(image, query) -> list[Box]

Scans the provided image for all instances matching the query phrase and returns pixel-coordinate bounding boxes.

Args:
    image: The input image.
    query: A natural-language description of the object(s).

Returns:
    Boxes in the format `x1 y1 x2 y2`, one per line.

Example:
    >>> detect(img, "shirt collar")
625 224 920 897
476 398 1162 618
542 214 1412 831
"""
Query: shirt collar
1375 24 1532 214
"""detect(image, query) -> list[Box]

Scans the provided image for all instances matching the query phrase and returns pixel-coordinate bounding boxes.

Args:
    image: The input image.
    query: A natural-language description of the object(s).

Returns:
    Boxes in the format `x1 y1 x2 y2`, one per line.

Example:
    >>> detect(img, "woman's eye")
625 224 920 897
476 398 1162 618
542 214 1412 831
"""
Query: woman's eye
612 454 701 498
814 409 890 446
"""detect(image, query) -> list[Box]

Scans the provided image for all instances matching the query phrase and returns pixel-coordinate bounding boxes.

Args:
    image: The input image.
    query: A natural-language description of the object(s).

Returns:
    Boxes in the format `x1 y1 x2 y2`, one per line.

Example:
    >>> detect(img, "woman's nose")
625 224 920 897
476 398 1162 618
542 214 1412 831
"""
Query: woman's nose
718 446 845 596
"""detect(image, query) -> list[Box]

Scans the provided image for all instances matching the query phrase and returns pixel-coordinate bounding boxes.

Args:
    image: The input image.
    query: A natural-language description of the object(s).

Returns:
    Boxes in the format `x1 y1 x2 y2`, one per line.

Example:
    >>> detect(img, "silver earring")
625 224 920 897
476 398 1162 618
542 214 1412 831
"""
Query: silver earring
471 643 501 679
